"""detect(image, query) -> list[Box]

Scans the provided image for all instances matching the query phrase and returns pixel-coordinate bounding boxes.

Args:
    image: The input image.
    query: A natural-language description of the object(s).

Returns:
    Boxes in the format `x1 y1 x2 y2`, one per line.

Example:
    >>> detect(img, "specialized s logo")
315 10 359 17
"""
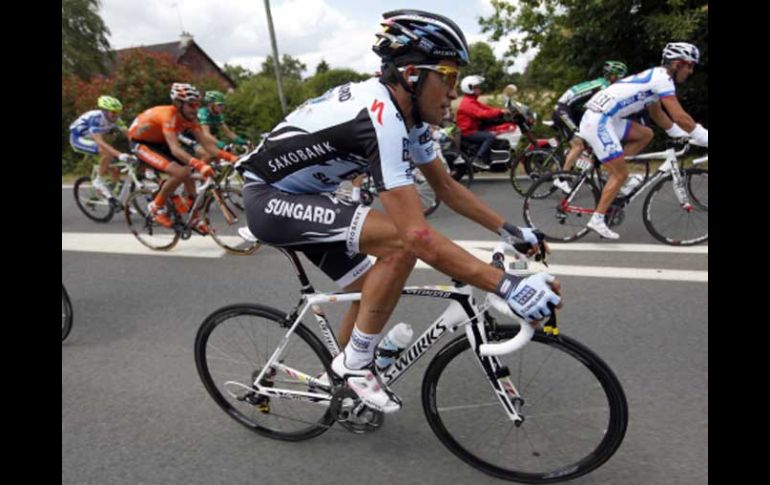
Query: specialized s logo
371 99 385 125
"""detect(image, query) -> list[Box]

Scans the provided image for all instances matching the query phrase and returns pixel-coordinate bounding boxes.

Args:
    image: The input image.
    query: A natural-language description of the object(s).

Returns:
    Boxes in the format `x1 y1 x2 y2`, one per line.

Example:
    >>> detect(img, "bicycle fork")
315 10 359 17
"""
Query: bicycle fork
660 152 693 211
465 320 526 426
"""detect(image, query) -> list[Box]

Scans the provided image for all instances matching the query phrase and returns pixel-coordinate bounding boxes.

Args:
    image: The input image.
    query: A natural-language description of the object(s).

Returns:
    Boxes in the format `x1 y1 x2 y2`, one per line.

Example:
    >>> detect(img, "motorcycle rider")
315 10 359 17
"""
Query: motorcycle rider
456 75 506 169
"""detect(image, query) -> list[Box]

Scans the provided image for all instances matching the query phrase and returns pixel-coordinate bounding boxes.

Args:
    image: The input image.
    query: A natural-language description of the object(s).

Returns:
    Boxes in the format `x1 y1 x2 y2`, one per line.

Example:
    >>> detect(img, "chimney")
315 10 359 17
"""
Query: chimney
180 31 193 48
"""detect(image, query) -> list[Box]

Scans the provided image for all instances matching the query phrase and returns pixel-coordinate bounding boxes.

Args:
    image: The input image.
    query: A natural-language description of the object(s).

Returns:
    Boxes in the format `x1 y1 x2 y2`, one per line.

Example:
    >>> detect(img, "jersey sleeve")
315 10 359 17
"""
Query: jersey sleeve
408 124 436 166
354 104 414 192
655 71 677 98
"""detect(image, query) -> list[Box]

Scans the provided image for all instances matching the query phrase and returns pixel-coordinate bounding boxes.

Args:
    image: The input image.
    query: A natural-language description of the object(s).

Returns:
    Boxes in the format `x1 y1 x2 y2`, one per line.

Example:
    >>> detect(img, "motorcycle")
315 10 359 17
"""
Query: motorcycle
438 97 560 188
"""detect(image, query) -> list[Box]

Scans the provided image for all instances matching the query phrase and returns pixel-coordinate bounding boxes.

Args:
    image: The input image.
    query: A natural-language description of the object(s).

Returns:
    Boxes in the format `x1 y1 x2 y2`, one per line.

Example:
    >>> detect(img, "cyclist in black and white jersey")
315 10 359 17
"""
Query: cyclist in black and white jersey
239 10 562 413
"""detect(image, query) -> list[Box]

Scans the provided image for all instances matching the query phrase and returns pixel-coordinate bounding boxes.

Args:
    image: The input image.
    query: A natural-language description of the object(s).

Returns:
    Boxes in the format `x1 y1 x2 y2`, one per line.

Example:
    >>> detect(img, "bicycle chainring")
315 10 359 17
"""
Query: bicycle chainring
329 387 384 434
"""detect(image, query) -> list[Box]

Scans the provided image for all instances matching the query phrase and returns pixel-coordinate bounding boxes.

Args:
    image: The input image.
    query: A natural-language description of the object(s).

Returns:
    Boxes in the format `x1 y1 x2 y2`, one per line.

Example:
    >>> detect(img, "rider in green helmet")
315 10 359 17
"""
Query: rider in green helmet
551 60 628 193
197 90 248 149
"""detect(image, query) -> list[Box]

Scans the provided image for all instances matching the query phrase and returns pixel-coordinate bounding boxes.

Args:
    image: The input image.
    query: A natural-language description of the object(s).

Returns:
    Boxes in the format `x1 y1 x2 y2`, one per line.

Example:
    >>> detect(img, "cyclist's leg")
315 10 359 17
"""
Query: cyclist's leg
595 121 653 214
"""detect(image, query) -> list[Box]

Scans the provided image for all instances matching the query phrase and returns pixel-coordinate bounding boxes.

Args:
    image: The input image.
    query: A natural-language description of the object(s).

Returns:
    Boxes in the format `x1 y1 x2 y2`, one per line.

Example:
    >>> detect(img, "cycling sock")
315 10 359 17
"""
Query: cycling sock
351 187 361 202
153 195 166 207
343 327 380 369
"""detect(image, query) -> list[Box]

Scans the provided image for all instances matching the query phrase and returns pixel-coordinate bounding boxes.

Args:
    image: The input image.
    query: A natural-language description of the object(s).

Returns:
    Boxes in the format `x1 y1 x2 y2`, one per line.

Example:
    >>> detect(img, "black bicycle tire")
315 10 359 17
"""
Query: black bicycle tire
124 187 180 251
204 187 261 255
510 149 564 198
73 176 115 223
642 167 708 246
522 171 601 242
421 327 628 483
62 284 73 342
194 303 336 441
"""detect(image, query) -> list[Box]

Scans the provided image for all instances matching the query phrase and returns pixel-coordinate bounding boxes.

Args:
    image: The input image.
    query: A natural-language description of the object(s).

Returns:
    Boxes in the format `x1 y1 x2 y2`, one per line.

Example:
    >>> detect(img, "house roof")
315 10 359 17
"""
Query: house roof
114 38 236 89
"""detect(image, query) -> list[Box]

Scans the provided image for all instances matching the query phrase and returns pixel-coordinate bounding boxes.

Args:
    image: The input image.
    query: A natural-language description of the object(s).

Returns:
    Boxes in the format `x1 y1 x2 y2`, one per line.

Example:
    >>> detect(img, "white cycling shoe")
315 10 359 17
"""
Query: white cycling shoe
238 226 258 242
587 216 620 239
552 178 572 193
331 352 402 414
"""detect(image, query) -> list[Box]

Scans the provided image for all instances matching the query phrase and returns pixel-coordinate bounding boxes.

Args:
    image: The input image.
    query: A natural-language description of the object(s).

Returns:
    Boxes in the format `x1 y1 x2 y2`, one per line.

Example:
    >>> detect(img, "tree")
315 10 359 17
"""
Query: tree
461 42 510 91
304 69 370 97
223 63 257 84
315 59 330 75
62 0 113 79
479 0 708 123
259 54 307 81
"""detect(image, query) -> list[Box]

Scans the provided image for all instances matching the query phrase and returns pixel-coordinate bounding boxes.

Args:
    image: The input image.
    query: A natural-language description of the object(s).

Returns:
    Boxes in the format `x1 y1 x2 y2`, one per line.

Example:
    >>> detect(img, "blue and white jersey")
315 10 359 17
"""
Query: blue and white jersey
238 78 436 194
585 67 677 119
69 110 122 138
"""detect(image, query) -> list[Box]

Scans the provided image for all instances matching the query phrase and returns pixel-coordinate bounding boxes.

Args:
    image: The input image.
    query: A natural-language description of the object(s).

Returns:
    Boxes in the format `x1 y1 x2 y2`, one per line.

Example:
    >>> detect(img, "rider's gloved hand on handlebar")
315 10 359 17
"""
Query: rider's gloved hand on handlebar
190 158 215 179
689 124 708 148
118 153 132 163
665 123 689 139
495 272 562 323
498 222 547 258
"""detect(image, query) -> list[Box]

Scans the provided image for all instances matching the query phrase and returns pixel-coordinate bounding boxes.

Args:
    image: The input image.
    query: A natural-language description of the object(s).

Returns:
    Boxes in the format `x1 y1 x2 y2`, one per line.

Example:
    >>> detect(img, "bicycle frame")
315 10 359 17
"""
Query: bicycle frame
563 143 696 210
237 247 537 425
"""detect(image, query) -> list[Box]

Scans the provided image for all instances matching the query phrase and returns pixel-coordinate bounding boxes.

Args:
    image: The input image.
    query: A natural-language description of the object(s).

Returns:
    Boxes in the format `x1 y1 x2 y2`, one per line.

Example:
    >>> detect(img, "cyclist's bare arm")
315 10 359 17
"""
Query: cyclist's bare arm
221 122 238 142
90 132 122 159
378 184 504 293
659 97 697 131
193 129 227 159
418 157 505 233
163 130 197 165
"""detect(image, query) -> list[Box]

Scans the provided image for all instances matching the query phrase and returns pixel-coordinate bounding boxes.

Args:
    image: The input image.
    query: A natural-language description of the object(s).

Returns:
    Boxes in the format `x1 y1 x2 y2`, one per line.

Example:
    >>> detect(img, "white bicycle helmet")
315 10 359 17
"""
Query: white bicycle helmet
460 75 485 95
170 83 201 103
662 42 700 64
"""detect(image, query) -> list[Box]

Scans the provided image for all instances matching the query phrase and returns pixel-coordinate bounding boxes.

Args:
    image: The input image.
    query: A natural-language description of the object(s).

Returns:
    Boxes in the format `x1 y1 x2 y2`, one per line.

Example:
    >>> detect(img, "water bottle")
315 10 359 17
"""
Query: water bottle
619 173 644 196
375 323 414 370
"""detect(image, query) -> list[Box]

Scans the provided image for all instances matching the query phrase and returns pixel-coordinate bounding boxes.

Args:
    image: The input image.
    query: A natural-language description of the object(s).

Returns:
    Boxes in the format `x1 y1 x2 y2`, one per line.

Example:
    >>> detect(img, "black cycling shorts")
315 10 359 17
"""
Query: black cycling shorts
552 103 580 141
243 182 372 288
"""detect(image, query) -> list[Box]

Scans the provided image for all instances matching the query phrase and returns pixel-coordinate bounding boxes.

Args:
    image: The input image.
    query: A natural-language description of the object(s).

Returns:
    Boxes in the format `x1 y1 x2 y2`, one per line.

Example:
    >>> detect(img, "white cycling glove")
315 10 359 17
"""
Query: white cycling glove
498 221 540 247
118 153 132 163
665 123 689 139
689 124 708 148
495 273 561 322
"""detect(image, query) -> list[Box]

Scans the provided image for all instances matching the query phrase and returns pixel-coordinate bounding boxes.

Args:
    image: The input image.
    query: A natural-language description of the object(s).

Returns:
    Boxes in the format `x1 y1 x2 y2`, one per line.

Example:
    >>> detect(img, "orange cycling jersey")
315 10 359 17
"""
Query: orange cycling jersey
128 105 202 144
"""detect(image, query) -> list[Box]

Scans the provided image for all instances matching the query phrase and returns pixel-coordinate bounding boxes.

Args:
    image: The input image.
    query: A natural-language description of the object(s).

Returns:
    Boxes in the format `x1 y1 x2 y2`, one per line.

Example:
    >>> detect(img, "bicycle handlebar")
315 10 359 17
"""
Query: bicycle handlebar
479 242 539 357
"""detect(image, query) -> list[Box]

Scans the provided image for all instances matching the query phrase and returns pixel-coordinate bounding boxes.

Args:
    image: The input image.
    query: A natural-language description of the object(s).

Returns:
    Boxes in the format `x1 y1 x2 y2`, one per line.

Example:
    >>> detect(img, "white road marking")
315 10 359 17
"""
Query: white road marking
62 233 707 282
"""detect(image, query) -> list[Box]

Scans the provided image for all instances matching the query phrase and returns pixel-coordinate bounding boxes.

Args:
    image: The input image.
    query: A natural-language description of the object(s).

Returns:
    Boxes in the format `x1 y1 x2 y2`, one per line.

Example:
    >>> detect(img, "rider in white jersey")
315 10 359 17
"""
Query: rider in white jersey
578 42 708 239
239 10 562 414
69 96 132 202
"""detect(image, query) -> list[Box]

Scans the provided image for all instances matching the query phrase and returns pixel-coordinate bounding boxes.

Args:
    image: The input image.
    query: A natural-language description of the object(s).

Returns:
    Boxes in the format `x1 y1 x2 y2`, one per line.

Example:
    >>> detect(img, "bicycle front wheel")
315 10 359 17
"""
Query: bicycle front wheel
422 326 628 483
124 188 180 251
62 284 73 342
510 149 563 197
205 187 261 255
523 171 600 242
642 168 708 246
73 176 115 223
195 304 336 441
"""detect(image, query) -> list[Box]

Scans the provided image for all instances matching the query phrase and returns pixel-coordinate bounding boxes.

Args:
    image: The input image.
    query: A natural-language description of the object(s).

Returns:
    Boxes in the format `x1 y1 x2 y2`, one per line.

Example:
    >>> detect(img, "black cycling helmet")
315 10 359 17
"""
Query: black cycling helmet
373 10 469 67
373 10 469 126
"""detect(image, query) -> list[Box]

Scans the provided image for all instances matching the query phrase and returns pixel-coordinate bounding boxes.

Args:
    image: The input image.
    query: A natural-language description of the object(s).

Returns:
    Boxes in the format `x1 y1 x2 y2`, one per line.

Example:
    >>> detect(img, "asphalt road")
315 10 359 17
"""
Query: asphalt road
62 178 707 485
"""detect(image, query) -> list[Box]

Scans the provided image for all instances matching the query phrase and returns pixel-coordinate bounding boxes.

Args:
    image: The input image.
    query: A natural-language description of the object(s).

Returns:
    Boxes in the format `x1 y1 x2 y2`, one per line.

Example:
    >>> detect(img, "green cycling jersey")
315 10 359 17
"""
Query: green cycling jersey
557 77 610 108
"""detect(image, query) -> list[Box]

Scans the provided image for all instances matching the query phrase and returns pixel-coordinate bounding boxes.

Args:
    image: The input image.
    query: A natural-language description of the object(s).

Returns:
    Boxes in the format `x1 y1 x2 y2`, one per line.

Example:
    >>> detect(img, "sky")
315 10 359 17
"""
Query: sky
97 0 535 76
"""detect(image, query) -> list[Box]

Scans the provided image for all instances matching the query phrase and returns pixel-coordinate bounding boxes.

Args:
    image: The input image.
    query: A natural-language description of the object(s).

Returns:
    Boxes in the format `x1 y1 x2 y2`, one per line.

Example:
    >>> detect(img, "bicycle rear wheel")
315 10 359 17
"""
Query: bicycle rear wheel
194 304 335 441
62 284 73 342
205 187 261 255
523 172 600 242
124 188 180 251
642 168 708 246
73 176 115 223
422 325 628 483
